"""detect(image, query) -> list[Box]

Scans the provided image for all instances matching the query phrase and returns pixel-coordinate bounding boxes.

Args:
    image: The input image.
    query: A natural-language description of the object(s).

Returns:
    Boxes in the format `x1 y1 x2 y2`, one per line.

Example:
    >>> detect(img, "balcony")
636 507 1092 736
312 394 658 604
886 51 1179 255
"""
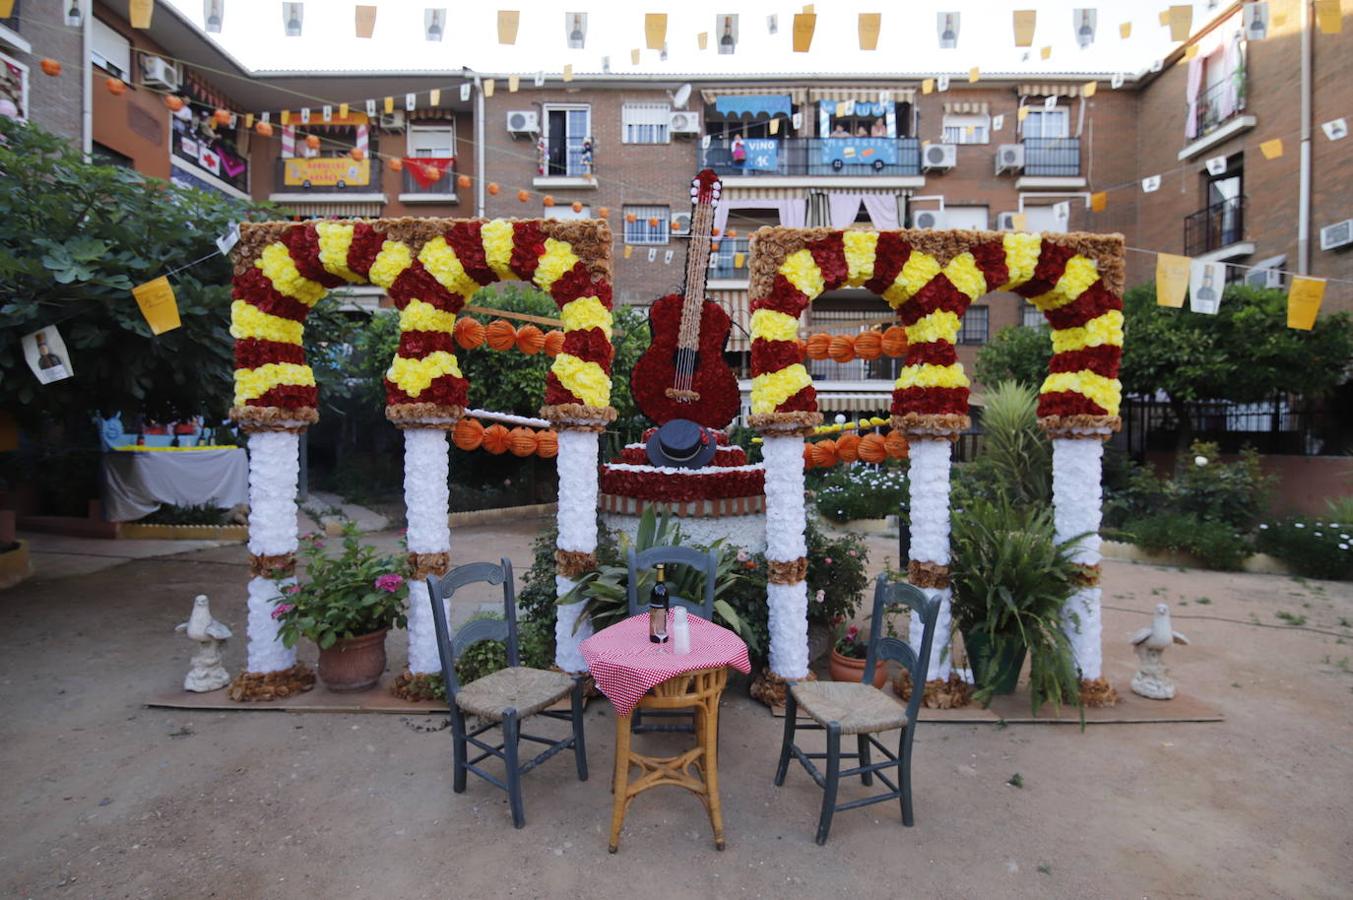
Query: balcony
398 161 459 203
1184 197 1251 260
170 124 249 198
708 237 751 282
1179 71 1255 161
699 137 922 180
1021 137 1081 177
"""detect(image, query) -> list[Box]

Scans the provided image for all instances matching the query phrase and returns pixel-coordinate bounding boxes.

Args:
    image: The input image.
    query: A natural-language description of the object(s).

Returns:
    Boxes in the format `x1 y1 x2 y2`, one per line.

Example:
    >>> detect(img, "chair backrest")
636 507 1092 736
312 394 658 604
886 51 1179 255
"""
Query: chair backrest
626 545 717 619
862 573 941 725
426 557 517 698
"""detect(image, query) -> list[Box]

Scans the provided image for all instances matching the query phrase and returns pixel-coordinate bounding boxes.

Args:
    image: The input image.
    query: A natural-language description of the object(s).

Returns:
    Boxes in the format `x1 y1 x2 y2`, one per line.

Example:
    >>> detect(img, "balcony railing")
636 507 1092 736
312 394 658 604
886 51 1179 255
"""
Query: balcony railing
707 237 751 280
400 162 458 195
1184 197 1245 256
171 128 249 192
1021 137 1081 177
1190 72 1247 139
700 137 921 177
274 156 382 192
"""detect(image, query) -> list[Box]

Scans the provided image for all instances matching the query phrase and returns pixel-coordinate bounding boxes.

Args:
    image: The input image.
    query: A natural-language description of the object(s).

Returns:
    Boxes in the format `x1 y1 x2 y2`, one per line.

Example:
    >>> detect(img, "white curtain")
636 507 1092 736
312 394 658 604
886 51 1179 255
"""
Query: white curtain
861 194 900 230
1219 32 1241 120
827 193 863 228
712 198 807 237
1184 55 1205 140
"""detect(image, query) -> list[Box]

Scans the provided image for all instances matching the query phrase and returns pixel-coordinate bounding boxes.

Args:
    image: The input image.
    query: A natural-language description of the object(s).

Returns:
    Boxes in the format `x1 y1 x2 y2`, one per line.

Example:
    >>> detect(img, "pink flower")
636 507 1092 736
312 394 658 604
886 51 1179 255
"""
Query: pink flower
736 549 750 563
814 589 825 604
375 573 405 593
824 557 833 565
284 584 301 595
271 602 294 620
848 550 857 558
846 625 859 640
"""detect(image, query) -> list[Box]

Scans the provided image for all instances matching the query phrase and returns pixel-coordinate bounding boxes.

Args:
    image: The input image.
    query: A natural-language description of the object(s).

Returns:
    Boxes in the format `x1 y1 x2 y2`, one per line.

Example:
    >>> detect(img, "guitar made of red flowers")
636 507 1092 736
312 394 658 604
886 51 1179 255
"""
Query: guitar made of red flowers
631 169 740 430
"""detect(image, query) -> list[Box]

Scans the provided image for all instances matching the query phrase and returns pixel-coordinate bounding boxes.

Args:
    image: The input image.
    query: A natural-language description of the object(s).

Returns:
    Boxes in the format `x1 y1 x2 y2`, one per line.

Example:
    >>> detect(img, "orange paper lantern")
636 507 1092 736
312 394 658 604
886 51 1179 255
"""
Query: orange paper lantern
509 427 538 457
40 58 61 77
858 433 887 463
453 417 484 451
805 334 832 360
164 95 185 112
454 317 485 350
854 331 883 360
803 443 817 468
349 147 365 161
835 433 861 463
725 228 738 238
882 325 909 357
543 330 565 357
711 227 721 237
388 157 403 172
597 206 609 218
885 431 909 460
542 195 556 208
535 430 559 459
625 212 638 223
487 182 500 195
517 189 530 202
213 108 231 126
457 173 471 189
795 339 808 362
515 324 545 355
486 319 518 351
482 424 511 455
305 134 321 150
647 216 659 227
105 77 126 96
812 439 838 468
829 334 856 363
255 121 274 137
569 200 581 213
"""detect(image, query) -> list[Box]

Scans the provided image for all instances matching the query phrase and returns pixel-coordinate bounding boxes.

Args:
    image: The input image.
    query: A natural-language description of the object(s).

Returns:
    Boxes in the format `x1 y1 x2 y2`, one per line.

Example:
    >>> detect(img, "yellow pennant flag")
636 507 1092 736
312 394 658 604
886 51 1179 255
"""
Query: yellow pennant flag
645 13 667 50
859 13 881 50
355 5 377 38
1181 44 1199 62
1013 10 1036 47
769 117 780 135
623 244 634 259
1017 105 1030 121
498 10 520 44
1287 277 1326 329
1040 45 1052 60
1260 138 1284 159
1083 80 1098 98
132 277 182 335
484 79 495 98
339 102 349 118
562 64 573 82
1011 213 1028 231
793 13 816 52
697 31 708 50
1314 0 1342 34
281 109 291 125
0 1 13 17
427 91 439 107
384 97 394 114
244 113 255 129
968 67 980 83
1090 191 1108 212
129 0 153 28
631 48 641 65
1168 5 1192 41
1119 21 1132 39
1158 10 1170 26
922 78 935 95
734 252 746 269
508 75 519 93
1155 253 1191 308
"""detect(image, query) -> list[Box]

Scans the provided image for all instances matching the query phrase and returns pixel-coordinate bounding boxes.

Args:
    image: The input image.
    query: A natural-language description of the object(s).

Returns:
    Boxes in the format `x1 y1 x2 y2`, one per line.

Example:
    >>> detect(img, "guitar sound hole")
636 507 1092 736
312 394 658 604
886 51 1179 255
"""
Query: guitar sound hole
673 348 700 371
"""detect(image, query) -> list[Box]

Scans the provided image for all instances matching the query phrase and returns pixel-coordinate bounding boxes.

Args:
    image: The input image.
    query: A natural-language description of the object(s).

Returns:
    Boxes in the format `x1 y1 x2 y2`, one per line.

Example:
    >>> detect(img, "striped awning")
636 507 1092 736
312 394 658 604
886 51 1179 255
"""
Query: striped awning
701 86 807 105
274 201 385 217
1018 83 1082 98
711 288 752 351
943 101 990 115
816 392 893 413
809 86 917 104
408 108 456 122
721 185 808 201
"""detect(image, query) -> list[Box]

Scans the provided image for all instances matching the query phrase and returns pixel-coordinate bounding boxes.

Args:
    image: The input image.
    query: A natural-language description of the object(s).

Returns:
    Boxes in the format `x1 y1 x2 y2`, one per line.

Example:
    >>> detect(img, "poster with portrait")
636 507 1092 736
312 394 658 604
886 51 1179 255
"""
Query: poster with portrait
715 14 739 54
23 326 74 385
0 51 28 123
565 12 587 49
1189 260 1226 315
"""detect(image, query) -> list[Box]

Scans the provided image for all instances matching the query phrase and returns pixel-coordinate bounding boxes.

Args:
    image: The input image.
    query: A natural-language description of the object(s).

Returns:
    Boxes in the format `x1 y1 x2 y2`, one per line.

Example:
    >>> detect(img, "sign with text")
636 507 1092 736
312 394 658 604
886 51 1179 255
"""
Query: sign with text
283 157 372 188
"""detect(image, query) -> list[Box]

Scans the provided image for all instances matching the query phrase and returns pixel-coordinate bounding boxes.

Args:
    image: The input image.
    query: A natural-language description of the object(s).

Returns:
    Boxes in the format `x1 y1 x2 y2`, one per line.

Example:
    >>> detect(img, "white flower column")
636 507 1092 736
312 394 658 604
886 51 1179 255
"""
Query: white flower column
763 435 810 679
554 428 599 673
906 438 954 681
1051 435 1107 680
244 430 301 673
403 428 452 675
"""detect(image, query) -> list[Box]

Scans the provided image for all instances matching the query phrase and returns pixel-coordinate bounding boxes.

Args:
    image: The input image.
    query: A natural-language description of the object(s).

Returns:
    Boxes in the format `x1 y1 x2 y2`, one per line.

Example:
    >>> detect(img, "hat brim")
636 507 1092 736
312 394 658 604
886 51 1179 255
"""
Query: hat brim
645 435 718 470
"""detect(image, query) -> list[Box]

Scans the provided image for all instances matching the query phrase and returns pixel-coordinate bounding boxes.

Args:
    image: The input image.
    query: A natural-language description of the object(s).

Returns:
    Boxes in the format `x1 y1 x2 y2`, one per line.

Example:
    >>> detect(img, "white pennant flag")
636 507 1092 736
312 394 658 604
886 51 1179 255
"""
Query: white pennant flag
322 104 333 122
300 107 311 123
647 248 657 262
1204 155 1228 176
1111 72 1125 89
460 83 472 102
1141 175 1162 193
992 114 1005 131
365 99 377 116
1188 260 1225 314
405 93 416 111
664 249 675 265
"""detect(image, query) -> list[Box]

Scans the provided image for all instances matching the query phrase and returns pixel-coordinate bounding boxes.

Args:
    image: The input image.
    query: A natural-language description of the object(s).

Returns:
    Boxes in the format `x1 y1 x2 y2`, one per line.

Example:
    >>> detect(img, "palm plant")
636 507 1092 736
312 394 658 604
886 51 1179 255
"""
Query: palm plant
964 380 1051 508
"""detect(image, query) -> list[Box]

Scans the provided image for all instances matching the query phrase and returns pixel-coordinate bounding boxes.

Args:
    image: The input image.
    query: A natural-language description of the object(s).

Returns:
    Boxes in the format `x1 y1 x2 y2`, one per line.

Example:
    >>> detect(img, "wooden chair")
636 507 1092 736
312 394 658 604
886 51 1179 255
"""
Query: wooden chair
774 574 940 845
624 545 717 734
427 558 588 829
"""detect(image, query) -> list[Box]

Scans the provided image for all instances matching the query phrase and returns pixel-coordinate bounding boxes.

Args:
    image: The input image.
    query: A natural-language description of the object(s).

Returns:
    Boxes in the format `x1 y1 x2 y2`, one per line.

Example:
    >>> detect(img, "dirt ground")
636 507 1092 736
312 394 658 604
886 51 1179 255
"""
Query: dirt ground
2 519 1351 899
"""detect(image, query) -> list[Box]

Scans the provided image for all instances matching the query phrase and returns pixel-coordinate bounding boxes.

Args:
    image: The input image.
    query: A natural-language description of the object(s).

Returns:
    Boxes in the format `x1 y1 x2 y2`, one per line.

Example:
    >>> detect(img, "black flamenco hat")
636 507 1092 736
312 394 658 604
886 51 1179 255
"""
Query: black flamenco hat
646 418 717 469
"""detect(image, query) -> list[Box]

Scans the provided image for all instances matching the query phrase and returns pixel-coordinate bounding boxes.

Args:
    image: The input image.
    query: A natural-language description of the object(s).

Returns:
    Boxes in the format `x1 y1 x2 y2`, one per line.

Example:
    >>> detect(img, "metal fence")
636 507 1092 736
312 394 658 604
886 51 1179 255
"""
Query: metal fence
1021 137 1081 177
1120 396 1347 457
1184 196 1245 256
699 137 922 177
1190 75 1248 139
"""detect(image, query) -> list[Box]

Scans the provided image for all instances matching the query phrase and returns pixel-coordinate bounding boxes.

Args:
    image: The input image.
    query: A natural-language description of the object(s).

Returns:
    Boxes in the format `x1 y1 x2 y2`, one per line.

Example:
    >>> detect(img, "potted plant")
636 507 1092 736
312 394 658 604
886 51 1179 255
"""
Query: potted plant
276 527 409 692
829 622 887 687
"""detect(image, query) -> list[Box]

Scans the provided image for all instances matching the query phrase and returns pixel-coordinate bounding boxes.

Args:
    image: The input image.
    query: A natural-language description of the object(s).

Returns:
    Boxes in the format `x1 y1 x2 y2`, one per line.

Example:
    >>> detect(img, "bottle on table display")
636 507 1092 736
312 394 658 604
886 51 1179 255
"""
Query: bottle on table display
672 606 691 655
649 564 670 644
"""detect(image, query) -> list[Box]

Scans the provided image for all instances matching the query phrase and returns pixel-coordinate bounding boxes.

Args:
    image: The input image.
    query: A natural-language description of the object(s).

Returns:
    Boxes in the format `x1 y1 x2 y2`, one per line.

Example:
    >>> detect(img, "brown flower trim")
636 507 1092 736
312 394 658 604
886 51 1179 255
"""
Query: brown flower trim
540 403 617 431
1050 232 1126 298
407 551 451 581
385 403 464 429
390 670 445 702
748 411 823 436
1071 563 1102 588
894 670 973 709
1038 414 1122 440
227 663 316 702
908 560 951 589
249 552 296 578
891 413 971 439
555 549 597 579
748 665 817 709
544 219 613 283
230 405 318 432
1079 676 1120 708
768 557 809 584
234 222 298 276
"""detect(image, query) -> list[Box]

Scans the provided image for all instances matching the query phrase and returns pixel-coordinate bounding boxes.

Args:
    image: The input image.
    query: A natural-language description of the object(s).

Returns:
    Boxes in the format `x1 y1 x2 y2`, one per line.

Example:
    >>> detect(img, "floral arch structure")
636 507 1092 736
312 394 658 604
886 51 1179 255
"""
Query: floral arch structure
746 226 1125 689
228 217 616 690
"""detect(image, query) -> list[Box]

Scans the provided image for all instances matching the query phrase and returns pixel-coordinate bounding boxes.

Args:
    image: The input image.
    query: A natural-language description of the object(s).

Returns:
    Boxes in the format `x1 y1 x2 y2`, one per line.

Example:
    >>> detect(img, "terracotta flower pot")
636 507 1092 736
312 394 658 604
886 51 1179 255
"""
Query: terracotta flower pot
317 629 388 692
829 648 887 688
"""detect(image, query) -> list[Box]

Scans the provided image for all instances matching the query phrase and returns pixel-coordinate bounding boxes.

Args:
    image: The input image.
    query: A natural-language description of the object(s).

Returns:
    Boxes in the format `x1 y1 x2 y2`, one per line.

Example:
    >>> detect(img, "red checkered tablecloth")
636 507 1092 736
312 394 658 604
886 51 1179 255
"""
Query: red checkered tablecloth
581 611 751 718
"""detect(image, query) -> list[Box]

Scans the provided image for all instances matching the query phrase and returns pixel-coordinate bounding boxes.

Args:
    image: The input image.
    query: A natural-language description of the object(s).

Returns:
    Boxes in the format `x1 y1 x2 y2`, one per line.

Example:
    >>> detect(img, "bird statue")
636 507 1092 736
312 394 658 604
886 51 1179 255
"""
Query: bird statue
176 594 233 692
1130 602 1190 700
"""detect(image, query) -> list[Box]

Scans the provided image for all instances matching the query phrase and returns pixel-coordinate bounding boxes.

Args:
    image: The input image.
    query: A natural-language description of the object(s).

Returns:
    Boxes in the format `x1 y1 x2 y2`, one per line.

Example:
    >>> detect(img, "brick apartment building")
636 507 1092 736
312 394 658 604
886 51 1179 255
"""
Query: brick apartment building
4 0 1349 420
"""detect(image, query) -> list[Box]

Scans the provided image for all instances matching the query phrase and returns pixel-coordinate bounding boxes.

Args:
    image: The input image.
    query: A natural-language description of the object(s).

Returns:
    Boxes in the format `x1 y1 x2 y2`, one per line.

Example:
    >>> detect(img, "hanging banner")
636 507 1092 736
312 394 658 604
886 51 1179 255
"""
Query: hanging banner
1188 260 1225 314
1090 191 1107 212
1260 138 1284 159
1243 2 1269 40
130 0 153 28
1155 253 1190 308
859 13 881 50
565 12 587 48
793 13 816 52
131 276 182 335
1314 0 1341 34
1013 10 1036 47
741 138 781 171
283 156 372 188
716 14 739 54
1287 277 1325 330
497 10 520 44
1073 8 1097 47
937 11 959 48
1168 5 1193 41
355 5 376 38
645 13 667 50
22 326 74 384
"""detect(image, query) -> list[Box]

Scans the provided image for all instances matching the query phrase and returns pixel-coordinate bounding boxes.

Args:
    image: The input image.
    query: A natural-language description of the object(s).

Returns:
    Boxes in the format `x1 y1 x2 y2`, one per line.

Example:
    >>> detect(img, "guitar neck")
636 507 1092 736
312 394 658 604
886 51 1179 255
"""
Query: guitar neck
675 201 716 353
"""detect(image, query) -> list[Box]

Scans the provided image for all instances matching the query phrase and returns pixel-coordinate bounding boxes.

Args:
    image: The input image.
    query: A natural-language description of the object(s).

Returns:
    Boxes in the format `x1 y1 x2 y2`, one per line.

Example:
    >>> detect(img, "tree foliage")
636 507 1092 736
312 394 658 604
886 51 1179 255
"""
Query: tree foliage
0 119 274 425
974 324 1052 389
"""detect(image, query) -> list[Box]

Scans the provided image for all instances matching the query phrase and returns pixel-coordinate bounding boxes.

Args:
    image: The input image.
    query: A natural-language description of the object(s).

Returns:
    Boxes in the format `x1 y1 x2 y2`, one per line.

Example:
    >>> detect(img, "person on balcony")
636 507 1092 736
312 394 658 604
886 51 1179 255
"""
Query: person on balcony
870 117 888 137
830 123 850 137
731 134 746 166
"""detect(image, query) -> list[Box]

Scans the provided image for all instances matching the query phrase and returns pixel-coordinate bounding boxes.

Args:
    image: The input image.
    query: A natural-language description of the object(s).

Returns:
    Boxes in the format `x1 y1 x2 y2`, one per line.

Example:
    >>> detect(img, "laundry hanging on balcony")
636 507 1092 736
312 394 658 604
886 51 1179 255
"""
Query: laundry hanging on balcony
402 157 454 189
713 94 793 119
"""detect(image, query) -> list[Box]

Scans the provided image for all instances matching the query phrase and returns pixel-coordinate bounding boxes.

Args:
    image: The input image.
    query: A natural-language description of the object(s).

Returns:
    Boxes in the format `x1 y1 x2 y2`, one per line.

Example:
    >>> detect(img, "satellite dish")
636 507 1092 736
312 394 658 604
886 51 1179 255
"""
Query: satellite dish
671 83 692 109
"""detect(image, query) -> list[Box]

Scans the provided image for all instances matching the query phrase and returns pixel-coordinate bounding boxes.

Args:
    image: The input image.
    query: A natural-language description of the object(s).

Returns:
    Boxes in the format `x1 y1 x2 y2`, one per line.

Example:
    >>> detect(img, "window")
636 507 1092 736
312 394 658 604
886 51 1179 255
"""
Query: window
958 306 989 345
407 124 454 157
1022 301 1044 329
1021 205 1068 234
623 205 669 245
545 204 590 221
1022 106 1069 139
942 113 990 145
942 206 988 231
544 103 590 176
91 18 131 81
622 103 670 144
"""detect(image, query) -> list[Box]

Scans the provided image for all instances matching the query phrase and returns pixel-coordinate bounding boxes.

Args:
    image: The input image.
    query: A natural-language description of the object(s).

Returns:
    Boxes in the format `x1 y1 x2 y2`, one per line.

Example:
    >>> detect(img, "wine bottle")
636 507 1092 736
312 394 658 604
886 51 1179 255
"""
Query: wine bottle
649 564 670 644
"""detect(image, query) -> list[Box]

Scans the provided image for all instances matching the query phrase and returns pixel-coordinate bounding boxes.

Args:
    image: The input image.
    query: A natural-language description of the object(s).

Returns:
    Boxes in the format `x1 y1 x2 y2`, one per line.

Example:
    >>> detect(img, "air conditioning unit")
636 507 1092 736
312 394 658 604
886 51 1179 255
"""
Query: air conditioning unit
1319 218 1353 251
995 144 1024 175
140 56 180 91
1244 267 1284 289
506 109 540 137
921 143 957 172
996 211 1018 231
378 111 405 130
669 110 701 136
912 210 947 229
670 212 692 234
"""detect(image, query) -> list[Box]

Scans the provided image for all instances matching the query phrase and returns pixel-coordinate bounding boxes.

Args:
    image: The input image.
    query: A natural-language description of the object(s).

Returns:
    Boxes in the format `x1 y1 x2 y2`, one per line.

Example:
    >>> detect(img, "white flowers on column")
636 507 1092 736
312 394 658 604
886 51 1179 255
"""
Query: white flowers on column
762 435 809 679
403 428 451 675
244 431 300 673
554 429 599 672
907 438 953 680
1052 437 1105 680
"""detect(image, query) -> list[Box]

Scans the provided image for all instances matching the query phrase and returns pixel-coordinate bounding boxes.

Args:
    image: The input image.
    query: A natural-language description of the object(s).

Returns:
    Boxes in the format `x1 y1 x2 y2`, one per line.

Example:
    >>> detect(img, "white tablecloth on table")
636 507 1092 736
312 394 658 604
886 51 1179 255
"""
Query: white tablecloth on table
101 448 249 522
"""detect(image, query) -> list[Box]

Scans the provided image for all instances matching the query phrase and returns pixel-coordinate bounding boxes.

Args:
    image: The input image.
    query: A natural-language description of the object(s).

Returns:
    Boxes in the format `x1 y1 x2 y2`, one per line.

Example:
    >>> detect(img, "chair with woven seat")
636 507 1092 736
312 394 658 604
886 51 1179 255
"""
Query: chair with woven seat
625 545 717 734
428 558 588 829
774 574 940 845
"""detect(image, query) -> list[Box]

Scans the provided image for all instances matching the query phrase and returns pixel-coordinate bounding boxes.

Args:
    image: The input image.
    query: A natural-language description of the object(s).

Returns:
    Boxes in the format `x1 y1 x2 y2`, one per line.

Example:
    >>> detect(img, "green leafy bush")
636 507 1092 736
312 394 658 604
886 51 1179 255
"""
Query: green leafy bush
974 324 1052 389
812 462 907 522
1104 441 1272 531
1255 518 1353 581
453 612 511 685
1120 512 1250 571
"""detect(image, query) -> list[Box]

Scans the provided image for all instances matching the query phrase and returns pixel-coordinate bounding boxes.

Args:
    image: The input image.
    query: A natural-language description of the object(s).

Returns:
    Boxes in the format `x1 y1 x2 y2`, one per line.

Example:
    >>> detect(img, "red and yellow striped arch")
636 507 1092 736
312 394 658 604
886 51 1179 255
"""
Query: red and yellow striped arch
746 228 1124 434
229 218 615 430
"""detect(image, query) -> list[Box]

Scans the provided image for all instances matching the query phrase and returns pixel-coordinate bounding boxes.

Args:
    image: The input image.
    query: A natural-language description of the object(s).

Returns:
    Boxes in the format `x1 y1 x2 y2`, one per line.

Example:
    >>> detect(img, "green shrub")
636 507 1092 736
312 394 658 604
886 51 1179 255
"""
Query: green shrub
452 612 511 685
812 462 907 522
1105 441 1272 530
1255 518 1353 581
961 381 1050 508
1121 512 1250 571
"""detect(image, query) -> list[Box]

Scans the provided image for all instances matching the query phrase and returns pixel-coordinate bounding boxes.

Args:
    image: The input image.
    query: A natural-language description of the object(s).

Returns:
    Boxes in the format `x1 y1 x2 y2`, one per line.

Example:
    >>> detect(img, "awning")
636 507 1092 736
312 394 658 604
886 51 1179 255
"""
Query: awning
273 201 385 217
816 392 894 413
943 101 990 115
408 108 456 122
1018 83 1082 98
809 86 916 104
721 185 808 201
711 289 752 351
701 86 807 105
714 94 793 118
